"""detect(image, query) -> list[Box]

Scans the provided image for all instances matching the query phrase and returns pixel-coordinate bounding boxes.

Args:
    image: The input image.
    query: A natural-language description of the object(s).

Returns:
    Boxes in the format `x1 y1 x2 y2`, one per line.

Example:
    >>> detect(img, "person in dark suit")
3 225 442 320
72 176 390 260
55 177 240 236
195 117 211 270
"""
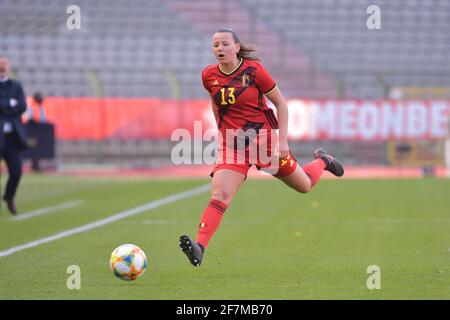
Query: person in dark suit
0 55 28 215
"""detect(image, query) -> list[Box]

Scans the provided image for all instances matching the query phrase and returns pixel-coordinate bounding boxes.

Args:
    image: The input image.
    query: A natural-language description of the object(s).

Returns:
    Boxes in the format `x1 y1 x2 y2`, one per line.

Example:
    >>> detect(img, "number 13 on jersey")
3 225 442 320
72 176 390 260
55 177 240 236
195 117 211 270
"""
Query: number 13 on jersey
220 87 235 106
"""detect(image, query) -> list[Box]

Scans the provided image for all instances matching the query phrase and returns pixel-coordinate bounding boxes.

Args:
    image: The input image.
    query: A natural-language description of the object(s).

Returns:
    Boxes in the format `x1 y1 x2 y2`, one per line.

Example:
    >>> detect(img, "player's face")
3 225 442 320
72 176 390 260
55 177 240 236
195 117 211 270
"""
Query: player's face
0 58 10 78
212 32 240 64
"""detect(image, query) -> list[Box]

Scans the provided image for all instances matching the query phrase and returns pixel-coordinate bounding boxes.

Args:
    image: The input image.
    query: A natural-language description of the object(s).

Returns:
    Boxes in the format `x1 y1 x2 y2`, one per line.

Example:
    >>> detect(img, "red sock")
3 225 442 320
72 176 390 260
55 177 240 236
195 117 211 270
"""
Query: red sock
196 199 228 249
302 158 326 187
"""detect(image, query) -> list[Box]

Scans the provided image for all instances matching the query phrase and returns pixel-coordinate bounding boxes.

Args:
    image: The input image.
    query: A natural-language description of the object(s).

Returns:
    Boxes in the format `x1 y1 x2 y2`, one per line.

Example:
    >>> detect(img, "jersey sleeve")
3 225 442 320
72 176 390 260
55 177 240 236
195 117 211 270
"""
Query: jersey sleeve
201 68 211 93
255 62 276 95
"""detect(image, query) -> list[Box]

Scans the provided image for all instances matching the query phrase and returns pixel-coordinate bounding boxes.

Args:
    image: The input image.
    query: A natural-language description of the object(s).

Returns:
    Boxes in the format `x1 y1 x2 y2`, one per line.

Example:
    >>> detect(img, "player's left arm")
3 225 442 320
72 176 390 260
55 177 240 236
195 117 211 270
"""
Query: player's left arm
266 86 290 159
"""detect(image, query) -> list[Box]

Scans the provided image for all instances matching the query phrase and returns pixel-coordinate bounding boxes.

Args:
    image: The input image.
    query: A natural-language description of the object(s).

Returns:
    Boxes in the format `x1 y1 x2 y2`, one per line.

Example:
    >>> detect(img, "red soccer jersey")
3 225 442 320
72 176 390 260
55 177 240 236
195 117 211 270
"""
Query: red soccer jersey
202 58 279 132
202 59 280 168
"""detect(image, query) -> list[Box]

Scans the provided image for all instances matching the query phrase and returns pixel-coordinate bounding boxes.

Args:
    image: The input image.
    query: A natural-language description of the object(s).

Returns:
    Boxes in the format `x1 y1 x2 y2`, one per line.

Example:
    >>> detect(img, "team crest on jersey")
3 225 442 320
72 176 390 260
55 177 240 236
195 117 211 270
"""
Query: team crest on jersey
241 74 250 87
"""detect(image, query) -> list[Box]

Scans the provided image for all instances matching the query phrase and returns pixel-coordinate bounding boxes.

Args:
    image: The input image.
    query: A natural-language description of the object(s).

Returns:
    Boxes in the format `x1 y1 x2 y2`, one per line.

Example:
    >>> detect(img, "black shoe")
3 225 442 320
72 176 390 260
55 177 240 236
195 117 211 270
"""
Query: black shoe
313 148 344 177
179 235 203 267
3 197 17 215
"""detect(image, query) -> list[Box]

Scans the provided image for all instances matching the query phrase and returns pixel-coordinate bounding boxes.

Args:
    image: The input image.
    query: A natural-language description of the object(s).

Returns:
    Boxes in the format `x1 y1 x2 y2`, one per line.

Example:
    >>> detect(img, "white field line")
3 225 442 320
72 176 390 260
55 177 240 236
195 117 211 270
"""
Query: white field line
0 184 210 258
11 200 84 221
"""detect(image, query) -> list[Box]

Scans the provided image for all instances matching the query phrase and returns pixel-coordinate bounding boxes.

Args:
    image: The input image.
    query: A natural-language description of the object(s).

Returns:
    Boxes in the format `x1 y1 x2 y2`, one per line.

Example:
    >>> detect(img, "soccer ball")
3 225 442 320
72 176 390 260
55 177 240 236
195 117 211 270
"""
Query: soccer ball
110 244 147 281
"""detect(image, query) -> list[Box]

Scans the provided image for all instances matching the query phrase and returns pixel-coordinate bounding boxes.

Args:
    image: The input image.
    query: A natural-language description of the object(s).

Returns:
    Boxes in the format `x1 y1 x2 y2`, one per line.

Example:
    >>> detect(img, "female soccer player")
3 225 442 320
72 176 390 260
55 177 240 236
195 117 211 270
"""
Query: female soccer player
179 28 344 266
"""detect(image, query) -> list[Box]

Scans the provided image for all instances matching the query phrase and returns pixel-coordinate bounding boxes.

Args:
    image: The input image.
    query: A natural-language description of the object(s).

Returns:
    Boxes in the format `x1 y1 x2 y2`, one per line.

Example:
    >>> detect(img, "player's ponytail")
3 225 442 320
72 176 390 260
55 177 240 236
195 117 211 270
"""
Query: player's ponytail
237 43 260 61
217 28 261 61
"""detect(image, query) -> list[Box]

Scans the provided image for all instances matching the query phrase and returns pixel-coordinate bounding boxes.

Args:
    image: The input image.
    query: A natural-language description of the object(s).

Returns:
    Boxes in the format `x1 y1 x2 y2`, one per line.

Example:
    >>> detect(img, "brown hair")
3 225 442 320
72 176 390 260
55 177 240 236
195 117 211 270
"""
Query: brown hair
216 28 260 61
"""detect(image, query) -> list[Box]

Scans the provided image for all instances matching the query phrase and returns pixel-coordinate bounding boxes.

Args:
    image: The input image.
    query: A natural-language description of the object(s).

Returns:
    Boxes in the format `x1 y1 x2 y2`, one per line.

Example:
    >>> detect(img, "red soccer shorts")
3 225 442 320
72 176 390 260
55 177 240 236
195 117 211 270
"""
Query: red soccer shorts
210 152 297 178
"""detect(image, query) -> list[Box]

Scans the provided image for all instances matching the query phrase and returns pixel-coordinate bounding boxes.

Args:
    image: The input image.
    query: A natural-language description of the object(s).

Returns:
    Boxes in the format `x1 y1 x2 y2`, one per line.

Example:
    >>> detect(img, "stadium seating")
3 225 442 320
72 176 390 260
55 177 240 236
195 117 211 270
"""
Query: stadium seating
1 0 448 99
1 0 449 167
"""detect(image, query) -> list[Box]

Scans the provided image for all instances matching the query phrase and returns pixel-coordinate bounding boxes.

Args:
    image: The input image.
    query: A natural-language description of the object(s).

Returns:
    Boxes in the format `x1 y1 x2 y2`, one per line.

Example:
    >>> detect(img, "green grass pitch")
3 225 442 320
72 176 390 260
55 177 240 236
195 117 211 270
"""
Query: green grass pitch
0 174 449 299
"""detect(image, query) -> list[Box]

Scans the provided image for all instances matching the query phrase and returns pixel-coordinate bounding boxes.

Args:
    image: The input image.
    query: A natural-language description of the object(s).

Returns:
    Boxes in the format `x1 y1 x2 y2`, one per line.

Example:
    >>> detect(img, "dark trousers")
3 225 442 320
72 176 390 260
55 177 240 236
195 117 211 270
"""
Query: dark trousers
1 132 23 201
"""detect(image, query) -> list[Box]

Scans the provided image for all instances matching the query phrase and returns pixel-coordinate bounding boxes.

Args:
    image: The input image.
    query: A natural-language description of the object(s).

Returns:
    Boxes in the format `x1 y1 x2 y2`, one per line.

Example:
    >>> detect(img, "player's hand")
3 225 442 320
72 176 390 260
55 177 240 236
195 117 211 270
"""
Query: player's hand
279 140 290 159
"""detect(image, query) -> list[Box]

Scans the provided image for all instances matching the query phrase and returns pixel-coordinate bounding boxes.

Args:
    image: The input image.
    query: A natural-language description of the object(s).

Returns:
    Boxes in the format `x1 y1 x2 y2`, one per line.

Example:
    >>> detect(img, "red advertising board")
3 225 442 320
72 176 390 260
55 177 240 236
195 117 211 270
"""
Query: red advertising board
28 98 449 140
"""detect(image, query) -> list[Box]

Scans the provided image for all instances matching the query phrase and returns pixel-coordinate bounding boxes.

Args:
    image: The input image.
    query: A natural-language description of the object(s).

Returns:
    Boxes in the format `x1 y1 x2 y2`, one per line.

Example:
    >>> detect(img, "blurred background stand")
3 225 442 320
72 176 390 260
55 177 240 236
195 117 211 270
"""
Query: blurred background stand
23 92 55 172
23 122 56 172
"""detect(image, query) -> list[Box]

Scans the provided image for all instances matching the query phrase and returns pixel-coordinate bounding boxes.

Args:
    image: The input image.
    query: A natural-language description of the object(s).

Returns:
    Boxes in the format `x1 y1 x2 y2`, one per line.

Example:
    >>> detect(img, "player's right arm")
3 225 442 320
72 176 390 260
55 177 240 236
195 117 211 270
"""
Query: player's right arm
202 66 220 126
209 94 220 123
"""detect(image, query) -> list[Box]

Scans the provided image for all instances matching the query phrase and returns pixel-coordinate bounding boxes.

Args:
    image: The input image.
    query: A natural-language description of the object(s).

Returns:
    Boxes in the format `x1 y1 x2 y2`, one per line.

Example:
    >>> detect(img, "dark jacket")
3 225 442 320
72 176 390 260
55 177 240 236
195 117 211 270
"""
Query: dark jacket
0 79 28 150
